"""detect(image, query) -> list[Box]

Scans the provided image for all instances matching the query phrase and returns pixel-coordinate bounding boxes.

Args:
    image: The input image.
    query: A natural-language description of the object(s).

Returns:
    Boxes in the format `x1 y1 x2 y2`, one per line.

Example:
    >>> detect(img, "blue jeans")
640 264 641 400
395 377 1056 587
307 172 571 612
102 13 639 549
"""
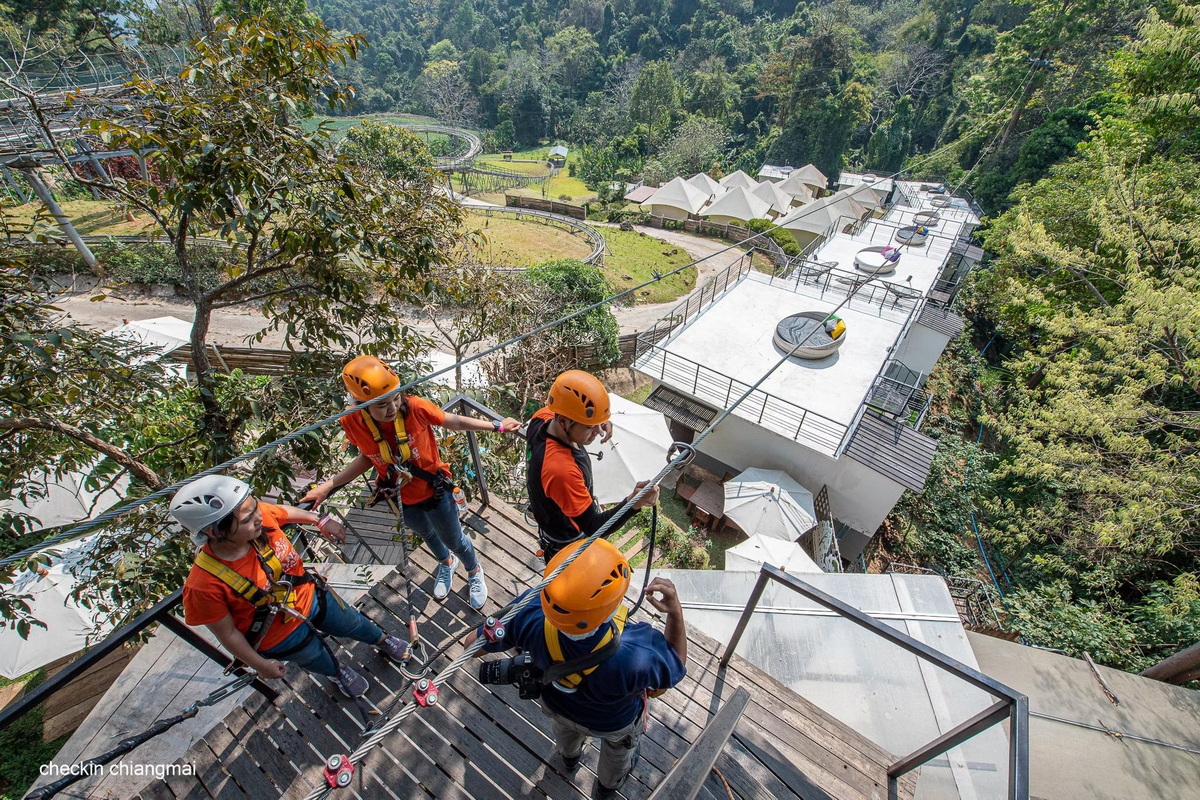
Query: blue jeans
403 491 478 572
260 589 383 676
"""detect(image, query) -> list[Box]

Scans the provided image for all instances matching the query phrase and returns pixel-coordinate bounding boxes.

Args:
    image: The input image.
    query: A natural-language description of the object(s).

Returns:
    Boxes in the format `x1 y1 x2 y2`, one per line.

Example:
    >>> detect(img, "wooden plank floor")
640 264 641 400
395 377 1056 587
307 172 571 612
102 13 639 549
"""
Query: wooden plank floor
133 499 915 800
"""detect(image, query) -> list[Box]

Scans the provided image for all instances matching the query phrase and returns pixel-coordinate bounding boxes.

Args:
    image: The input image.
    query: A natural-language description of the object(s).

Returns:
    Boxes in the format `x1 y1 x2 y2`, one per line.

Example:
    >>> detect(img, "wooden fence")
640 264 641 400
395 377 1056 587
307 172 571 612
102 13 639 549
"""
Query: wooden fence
505 194 587 220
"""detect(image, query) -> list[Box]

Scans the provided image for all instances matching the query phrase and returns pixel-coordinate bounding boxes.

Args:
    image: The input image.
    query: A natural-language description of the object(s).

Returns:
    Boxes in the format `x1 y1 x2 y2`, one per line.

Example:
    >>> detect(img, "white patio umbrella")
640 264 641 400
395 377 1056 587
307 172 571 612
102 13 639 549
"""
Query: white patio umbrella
724 533 822 574
723 468 818 541
1 535 114 679
0 468 130 534
586 395 675 504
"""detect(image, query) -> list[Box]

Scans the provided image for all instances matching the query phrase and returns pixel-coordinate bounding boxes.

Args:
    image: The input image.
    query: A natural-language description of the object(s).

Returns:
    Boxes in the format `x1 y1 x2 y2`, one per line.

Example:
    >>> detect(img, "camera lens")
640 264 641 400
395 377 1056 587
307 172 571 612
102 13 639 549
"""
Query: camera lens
478 658 512 685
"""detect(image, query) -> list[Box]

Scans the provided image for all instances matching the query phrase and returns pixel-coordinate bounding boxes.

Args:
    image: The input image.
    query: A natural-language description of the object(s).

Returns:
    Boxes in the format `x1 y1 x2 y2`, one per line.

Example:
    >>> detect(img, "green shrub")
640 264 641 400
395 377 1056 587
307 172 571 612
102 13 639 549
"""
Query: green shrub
606 209 649 225
13 244 87 276
743 219 800 255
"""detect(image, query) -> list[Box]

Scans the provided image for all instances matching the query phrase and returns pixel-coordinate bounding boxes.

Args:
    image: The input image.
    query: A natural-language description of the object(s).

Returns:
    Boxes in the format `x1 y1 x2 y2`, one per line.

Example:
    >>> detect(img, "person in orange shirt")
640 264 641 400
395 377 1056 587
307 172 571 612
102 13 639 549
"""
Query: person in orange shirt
526 370 659 562
303 356 520 610
172 475 409 698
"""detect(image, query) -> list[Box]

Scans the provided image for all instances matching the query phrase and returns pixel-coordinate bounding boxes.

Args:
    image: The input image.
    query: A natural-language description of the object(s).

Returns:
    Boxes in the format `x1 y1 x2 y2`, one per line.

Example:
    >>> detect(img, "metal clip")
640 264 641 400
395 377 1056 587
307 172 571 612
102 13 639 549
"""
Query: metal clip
413 678 439 707
323 754 354 789
481 616 506 642
667 441 697 468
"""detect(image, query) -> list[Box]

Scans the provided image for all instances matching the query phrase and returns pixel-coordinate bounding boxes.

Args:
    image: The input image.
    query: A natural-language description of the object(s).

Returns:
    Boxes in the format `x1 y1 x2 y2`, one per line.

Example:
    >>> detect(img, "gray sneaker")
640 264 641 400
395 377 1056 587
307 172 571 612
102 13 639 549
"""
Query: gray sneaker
332 665 369 698
377 635 409 662
433 556 457 601
468 571 488 610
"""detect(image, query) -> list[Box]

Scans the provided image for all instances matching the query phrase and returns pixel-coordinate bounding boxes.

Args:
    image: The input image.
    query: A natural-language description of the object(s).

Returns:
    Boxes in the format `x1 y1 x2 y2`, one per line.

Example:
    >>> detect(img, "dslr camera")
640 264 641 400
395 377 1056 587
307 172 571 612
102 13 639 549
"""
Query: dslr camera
478 652 544 699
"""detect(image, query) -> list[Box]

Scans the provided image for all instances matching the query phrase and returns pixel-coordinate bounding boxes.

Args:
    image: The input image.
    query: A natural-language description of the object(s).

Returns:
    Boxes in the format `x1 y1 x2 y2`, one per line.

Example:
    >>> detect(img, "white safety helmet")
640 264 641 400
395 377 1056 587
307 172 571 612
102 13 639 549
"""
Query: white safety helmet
170 474 251 546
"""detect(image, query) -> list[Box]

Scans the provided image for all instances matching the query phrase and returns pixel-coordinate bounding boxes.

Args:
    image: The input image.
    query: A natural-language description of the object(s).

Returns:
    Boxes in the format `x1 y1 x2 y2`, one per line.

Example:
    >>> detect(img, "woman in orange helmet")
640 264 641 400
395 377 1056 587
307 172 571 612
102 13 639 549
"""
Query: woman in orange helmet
303 356 520 610
526 370 659 562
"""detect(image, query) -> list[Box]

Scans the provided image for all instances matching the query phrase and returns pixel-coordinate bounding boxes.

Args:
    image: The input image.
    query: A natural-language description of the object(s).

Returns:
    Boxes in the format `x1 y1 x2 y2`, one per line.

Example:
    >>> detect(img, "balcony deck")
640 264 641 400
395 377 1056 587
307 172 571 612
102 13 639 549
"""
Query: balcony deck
130 498 915 800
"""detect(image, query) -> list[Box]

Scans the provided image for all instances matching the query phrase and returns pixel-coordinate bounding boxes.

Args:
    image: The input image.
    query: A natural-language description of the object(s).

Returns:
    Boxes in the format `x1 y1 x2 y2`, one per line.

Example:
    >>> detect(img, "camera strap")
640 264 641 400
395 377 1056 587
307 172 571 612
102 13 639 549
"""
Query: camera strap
542 606 628 691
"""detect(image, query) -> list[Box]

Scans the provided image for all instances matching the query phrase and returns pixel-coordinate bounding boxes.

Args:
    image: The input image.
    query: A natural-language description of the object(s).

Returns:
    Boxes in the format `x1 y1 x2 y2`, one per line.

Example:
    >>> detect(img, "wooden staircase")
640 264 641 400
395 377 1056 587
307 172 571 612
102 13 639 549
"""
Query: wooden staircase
132 499 915 800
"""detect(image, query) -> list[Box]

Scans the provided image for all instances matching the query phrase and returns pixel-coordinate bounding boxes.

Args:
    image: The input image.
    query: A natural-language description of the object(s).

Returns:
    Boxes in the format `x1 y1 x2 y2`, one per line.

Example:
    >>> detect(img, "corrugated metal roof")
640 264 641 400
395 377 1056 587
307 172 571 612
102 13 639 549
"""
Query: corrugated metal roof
844 410 937 491
548 145 568 157
917 304 966 338
643 384 720 431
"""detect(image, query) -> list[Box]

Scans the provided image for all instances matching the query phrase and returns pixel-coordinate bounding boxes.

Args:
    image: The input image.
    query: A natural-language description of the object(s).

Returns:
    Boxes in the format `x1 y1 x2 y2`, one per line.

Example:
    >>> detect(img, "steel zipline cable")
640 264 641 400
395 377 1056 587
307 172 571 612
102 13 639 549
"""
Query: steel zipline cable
0 101 1020 570
0 148 940 571
300 273 890 800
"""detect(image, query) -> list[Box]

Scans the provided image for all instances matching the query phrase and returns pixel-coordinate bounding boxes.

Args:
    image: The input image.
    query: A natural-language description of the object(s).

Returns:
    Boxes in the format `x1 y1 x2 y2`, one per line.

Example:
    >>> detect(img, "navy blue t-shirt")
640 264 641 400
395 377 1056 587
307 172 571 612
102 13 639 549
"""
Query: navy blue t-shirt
480 590 687 732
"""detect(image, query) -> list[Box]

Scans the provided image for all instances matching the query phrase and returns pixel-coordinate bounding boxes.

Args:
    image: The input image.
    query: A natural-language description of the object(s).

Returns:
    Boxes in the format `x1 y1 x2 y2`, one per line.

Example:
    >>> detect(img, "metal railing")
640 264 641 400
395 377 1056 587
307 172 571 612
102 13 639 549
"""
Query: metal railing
0 590 279 737
888 562 1004 631
633 255 753 355
720 564 1029 799
633 343 848 455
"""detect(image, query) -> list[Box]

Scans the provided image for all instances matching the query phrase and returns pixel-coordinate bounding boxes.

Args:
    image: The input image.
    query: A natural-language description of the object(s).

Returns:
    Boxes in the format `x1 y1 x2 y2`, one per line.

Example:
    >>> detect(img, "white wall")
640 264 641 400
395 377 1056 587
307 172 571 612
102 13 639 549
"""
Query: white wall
647 204 691 221
693 411 905 537
892 323 951 377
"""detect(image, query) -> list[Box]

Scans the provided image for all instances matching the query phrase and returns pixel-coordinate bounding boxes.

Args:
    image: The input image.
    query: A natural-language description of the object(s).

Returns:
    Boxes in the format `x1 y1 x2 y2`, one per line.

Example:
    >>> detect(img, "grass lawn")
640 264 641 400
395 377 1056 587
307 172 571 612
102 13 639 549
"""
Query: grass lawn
461 211 591 267
474 159 551 176
8 199 157 237
601 228 695 304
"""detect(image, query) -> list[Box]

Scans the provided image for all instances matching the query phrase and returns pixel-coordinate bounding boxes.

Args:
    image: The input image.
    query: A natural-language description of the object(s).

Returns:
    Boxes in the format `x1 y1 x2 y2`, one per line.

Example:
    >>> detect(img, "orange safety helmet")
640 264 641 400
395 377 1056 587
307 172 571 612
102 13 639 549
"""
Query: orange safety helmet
541 538 630 634
342 355 400 402
546 370 610 425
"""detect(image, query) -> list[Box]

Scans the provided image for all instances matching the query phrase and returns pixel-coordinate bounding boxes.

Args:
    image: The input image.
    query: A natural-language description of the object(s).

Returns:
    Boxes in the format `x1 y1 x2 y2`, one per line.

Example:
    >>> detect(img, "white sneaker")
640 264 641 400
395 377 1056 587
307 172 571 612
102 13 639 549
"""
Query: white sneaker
468 571 488 610
433 556 457 601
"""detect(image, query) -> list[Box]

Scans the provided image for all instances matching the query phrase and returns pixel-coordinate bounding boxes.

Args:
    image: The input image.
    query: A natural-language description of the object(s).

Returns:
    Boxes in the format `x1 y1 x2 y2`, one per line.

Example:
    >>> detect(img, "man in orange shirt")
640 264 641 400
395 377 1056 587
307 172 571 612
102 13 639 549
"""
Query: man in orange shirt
303 356 521 610
172 475 409 698
526 370 659 562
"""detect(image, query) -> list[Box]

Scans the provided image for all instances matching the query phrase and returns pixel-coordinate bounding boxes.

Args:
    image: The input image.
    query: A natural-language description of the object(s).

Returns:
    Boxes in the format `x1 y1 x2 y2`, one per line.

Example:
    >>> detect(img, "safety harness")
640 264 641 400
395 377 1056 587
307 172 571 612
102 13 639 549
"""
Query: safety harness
194 539 318 650
360 410 455 509
360 411 412 465
542 606 628 692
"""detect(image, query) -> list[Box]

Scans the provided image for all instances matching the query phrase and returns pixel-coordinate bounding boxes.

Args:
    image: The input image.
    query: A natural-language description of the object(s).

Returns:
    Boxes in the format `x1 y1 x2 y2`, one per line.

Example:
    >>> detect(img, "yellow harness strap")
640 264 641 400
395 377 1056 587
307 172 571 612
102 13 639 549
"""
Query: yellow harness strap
194 540 294 610
543 606 628 691
361 410 411 465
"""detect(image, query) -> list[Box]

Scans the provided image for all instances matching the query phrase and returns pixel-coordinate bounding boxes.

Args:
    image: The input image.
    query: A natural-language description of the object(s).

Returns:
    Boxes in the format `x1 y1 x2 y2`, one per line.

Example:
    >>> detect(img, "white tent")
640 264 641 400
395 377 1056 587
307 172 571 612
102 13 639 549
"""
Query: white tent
640 176 709 220
0 469 129 534
723 468 818 542
1 536 115 679
586 395 674 504
750 180 796 218
776 174 816 205
824 191 871 221
718 169 759 190
105 316 192 361
686 172 724 202
775 196 850 236
832 183 884 211
785 163 828 193
701 186 772 225
424 349 487 389
725 533 822 574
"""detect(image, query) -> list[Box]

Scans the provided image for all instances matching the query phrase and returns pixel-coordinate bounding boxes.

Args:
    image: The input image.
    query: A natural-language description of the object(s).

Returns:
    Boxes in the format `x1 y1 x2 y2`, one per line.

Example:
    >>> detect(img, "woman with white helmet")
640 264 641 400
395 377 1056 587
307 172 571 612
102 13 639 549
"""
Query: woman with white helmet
171 474 409 698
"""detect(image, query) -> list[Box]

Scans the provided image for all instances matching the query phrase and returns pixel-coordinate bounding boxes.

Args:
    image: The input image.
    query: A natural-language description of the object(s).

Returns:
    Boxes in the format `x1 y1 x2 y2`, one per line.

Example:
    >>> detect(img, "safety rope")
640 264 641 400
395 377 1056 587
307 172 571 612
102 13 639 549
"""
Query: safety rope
301 273 891 799
25 674 254 800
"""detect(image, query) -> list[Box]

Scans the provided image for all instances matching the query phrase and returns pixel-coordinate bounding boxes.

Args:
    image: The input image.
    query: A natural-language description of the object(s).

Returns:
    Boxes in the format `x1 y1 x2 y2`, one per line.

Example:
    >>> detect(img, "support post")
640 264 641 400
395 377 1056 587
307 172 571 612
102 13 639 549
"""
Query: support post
17 161 98 268
718 569 770 669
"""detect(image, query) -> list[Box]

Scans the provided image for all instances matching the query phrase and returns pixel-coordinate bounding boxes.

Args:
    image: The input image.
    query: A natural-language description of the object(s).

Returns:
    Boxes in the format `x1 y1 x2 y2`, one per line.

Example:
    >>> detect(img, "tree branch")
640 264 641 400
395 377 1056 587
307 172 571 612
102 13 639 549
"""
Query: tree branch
0 417 164 489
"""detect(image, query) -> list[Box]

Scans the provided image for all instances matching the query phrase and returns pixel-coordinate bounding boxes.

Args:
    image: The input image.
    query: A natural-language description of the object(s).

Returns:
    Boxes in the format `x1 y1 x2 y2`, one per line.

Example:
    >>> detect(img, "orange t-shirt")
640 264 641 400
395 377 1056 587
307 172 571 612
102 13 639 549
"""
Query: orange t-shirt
531 407 594 524
340 396 449 505
182 503 315 652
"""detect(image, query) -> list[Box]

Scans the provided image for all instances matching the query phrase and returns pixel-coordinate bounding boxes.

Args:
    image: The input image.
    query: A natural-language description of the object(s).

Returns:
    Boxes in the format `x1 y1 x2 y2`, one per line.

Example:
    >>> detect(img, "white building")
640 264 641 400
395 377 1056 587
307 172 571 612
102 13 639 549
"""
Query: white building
634 176 984 563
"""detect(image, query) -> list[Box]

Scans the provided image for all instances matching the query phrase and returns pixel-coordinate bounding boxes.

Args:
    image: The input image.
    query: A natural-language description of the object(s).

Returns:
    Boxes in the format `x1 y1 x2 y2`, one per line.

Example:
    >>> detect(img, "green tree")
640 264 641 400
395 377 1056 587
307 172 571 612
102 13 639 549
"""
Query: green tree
628 60 678 152
546 25 602 99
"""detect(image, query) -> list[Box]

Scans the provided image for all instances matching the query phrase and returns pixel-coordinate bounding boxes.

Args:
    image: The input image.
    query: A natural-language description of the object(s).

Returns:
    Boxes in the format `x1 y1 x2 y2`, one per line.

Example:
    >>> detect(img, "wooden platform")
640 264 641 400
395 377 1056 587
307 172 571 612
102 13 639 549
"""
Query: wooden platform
131 499 914 800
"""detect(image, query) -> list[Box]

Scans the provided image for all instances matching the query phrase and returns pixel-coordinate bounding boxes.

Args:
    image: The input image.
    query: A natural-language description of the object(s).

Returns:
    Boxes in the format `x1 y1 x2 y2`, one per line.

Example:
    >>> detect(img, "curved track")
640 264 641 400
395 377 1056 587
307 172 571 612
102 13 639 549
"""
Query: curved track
402 124 483 170
465 205 605 267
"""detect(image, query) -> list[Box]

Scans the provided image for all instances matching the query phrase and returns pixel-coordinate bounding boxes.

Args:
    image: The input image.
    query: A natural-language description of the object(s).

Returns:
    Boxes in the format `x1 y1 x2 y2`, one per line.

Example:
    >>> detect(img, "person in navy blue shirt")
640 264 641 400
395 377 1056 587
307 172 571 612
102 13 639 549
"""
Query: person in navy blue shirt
470 538 687 799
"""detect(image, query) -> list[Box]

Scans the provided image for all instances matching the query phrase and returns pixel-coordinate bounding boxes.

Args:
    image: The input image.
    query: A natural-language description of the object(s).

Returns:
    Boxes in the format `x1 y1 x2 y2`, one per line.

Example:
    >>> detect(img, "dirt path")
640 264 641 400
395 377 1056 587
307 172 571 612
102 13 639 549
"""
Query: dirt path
49 224 744 346
611 226 748 334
